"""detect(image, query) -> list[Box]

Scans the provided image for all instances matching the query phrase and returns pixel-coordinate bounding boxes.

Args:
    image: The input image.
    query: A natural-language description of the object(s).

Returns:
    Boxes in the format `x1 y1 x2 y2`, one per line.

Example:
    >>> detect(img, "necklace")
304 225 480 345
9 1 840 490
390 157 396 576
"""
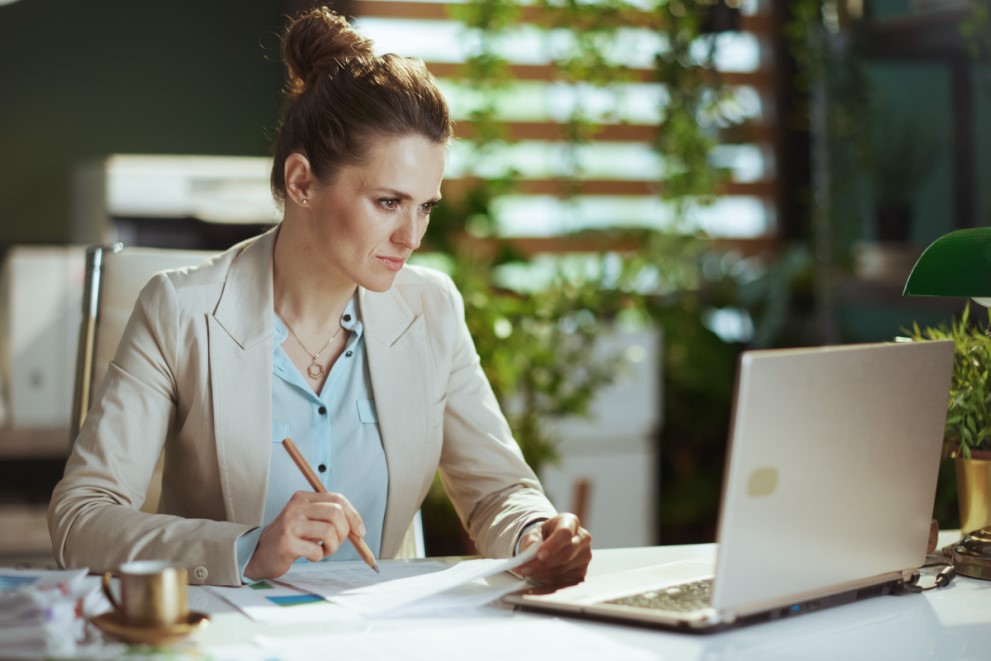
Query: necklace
279 314 343 380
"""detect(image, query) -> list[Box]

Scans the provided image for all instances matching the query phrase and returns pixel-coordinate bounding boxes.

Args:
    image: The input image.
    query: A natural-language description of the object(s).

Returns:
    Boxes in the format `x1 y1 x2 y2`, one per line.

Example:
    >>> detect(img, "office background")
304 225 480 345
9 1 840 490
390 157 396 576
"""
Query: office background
0 0 988 560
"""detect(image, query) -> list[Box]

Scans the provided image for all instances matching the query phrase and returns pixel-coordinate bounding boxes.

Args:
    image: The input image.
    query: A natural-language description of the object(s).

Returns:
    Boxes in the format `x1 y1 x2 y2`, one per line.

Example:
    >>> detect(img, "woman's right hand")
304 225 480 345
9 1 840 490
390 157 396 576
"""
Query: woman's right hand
244 490 366 580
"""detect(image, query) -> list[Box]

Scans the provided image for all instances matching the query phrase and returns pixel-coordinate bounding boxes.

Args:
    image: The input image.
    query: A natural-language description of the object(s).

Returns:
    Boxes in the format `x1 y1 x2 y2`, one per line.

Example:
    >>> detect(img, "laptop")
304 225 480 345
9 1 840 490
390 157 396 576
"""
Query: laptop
506 340 954 631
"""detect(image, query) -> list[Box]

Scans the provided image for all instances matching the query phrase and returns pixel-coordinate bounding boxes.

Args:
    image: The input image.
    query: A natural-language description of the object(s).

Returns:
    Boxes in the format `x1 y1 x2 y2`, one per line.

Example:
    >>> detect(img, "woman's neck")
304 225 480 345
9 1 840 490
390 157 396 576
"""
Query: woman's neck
273 220 357 332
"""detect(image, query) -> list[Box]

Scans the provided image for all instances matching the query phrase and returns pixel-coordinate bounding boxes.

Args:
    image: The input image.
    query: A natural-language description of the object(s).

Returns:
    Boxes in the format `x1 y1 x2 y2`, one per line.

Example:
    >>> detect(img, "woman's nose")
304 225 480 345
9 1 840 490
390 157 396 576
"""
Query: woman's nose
394 211 422 249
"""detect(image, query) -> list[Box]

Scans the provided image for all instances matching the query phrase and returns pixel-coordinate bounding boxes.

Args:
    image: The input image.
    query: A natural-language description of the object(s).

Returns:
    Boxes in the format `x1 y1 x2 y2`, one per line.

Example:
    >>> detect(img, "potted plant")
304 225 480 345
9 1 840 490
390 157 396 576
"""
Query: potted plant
908 304 991 533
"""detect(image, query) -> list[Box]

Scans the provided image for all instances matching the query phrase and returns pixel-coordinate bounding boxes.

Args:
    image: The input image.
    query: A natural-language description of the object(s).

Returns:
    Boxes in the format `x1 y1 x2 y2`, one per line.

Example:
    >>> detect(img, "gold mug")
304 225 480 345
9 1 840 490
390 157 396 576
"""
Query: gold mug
102 561 189 628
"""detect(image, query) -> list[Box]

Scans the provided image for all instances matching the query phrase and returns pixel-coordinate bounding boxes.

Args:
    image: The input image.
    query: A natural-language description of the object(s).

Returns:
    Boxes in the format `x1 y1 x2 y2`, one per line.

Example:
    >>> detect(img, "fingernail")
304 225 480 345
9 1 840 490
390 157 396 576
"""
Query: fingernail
359 523 367 536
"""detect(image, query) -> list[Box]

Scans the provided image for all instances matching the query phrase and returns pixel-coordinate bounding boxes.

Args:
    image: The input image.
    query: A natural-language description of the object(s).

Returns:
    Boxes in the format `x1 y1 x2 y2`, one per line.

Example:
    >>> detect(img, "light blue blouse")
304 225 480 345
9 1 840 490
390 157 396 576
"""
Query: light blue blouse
236 297 388 574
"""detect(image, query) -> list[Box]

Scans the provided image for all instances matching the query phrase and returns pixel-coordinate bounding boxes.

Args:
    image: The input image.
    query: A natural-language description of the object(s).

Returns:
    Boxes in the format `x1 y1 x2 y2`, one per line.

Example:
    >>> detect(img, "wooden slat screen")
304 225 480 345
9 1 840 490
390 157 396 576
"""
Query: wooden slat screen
348 0 778 246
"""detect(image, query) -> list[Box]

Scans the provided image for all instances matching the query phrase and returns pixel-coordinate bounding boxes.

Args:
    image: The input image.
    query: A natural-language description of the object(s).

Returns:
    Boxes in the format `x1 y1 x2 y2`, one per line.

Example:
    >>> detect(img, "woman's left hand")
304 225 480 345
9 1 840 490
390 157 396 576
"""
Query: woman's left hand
514 513 592 588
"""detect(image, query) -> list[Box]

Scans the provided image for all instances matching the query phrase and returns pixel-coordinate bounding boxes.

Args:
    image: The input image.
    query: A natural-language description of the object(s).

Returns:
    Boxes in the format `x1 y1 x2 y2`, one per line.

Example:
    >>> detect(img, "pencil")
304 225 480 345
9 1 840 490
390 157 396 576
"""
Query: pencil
281 437 381 574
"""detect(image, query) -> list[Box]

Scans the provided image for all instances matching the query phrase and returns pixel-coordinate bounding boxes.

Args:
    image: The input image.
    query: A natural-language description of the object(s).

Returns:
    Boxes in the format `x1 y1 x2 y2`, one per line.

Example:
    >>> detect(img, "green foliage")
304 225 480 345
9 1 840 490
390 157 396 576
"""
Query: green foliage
456 259 635 469
653 1 732 206
782 0 874 256
419 203 646 553
452 0 736 207
437 0 739 473
651 289 738 541
426 193 646 470
908 304 991 459
422 0 751 549
961 0 991 60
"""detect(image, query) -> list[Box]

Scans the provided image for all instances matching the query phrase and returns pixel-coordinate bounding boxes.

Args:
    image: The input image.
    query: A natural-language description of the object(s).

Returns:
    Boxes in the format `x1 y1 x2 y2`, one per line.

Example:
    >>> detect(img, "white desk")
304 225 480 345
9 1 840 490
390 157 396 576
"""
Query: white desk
171 534 990 661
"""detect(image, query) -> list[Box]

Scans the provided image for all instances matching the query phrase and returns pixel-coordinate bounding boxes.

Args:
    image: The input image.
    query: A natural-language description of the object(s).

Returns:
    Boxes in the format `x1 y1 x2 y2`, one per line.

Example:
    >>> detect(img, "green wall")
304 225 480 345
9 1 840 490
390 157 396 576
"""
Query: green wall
0 0 286 245
977 64 991 227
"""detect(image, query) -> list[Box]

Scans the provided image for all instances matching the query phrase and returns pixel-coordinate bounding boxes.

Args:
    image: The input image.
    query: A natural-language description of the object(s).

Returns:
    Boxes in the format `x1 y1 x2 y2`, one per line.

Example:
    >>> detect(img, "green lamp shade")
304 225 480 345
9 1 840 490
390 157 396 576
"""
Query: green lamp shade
903 227 991 297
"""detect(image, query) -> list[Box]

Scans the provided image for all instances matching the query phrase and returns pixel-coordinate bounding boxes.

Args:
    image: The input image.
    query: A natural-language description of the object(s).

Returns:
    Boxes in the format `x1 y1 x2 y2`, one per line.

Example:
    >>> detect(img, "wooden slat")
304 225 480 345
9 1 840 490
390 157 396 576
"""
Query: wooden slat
443 177 773 198
445 234 780 257
455 120 775 145
348 0 781 245
429 61 773 88
455 121 656 143
350 1 775 36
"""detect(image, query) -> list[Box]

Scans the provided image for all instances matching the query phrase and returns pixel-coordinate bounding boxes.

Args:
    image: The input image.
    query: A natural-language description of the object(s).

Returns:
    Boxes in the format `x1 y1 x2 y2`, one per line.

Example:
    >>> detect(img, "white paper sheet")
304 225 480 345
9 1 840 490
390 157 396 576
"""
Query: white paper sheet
205 580 362 623
279 544 538 615
380 574 527 617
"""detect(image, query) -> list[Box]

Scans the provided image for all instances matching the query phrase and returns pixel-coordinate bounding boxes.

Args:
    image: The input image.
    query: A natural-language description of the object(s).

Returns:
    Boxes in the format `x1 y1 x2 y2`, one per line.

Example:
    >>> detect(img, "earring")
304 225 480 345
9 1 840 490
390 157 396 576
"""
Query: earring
301 198 308 205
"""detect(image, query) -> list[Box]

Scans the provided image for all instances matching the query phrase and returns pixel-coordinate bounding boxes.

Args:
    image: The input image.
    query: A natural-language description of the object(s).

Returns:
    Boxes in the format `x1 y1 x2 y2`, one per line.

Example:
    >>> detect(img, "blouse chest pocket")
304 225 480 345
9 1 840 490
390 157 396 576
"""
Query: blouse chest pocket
356 399 378 424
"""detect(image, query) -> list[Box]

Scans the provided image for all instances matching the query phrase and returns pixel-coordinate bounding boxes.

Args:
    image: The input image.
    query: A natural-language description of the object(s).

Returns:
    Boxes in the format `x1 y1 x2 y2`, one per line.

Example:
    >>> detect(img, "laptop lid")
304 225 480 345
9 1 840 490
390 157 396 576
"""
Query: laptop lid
507 340 954 630
711 340 953 621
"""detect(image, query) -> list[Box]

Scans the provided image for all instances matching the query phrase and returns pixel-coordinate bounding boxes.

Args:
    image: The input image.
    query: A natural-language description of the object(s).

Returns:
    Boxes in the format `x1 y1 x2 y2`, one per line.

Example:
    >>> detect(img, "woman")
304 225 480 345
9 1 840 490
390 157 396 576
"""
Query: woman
49 7 591 587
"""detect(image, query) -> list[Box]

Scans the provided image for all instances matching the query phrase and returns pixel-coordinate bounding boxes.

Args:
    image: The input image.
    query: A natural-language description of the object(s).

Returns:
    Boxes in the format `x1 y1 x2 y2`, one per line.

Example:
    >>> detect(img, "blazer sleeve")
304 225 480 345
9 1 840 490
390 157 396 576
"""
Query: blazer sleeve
433 276 558 557
48 273 250 585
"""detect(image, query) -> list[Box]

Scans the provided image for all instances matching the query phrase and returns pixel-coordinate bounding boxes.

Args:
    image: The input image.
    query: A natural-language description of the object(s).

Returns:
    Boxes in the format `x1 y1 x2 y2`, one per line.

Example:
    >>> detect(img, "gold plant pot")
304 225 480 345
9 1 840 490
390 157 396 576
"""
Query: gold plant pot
955 454 991 533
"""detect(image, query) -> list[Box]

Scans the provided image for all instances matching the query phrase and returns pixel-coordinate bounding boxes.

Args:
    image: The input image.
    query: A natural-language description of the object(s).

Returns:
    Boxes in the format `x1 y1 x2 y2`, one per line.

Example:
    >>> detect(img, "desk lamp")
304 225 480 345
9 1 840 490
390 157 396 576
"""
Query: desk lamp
904 226 991 580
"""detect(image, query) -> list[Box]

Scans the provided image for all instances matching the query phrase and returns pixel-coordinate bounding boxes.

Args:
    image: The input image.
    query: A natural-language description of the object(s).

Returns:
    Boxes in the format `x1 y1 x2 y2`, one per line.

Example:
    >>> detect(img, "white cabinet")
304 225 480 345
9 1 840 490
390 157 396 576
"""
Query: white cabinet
0 246 85 429
539 326 661 548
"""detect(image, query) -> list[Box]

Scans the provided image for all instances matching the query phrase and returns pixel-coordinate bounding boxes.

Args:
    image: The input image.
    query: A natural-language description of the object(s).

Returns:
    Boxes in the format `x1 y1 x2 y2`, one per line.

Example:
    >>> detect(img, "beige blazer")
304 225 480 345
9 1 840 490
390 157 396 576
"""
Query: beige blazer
49 229 556 586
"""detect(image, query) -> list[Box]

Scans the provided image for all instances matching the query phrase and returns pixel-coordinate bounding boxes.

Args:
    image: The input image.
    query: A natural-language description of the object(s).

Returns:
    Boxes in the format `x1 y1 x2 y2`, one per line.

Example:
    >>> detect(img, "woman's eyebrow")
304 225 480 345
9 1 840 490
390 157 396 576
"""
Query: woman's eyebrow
374 188 442 204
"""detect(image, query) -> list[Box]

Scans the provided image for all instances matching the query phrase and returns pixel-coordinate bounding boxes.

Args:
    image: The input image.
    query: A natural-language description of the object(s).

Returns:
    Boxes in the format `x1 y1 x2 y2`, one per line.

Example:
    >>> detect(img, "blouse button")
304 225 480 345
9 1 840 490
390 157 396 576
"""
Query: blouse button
318 406 327 415
343 314 352 322
318 464 327 473
345 350 353 358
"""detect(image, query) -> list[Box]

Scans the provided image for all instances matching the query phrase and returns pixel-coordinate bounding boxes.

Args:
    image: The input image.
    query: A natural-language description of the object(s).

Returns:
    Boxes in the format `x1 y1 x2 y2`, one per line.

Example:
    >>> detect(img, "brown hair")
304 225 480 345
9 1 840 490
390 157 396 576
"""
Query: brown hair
270 7 453 204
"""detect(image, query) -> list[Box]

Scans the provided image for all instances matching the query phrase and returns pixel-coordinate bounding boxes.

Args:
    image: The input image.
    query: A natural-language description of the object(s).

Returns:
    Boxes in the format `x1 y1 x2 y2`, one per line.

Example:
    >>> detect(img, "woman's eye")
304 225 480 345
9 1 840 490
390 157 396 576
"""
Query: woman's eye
420 202 436 214
379 199 399 210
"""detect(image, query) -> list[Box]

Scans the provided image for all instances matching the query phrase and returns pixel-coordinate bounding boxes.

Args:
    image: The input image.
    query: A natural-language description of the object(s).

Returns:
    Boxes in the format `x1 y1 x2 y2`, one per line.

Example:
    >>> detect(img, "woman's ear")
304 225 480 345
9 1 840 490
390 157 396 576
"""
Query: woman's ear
284 153 314 207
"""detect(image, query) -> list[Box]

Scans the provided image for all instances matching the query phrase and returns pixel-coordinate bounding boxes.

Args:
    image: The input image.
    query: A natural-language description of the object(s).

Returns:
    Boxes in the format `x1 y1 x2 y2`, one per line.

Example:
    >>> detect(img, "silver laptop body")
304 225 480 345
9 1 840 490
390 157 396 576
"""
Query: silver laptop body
507 340 954 631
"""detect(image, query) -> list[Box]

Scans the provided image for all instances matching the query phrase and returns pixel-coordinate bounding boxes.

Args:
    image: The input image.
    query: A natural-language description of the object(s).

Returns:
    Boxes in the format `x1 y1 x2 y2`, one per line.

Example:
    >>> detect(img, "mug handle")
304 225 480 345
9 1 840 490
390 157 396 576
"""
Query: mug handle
101 572 121 613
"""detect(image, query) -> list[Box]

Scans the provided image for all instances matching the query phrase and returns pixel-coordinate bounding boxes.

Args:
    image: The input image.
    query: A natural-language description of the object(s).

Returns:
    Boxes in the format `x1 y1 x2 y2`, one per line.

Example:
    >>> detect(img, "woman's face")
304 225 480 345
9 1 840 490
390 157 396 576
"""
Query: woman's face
303 133 446 292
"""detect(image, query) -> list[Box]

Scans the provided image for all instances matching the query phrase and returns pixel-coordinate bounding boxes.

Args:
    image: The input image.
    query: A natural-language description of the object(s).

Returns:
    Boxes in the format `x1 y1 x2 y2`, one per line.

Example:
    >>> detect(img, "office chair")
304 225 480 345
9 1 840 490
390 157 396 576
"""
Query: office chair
71 244 216 514
70 243 426 557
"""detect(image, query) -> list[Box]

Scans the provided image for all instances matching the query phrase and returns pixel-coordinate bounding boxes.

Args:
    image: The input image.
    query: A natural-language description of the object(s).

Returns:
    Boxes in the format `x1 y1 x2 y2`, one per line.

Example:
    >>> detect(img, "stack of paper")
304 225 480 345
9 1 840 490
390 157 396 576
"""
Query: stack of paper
207 545 538 622
0 567 105 659
303 546 537 615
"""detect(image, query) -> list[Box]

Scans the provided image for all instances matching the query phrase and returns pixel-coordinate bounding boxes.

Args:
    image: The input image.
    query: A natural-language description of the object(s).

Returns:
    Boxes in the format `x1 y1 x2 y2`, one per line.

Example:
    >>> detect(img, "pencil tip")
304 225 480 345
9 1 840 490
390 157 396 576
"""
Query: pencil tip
372 564 381 574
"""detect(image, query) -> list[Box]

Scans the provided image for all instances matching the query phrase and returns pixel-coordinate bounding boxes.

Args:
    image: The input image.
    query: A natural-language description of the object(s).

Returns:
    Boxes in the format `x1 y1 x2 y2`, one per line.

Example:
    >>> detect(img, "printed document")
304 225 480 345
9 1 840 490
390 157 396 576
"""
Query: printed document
279 544 537 615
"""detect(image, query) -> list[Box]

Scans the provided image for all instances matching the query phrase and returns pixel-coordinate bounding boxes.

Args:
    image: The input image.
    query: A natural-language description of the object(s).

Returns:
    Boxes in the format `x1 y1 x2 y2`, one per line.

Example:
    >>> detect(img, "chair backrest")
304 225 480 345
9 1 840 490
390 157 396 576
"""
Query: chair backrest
71 245 215 439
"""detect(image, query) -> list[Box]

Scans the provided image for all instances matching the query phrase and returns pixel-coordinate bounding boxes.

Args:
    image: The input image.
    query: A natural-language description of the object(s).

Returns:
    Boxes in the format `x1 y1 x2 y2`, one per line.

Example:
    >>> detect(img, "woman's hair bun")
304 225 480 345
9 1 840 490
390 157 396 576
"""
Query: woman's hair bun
282 7 373 96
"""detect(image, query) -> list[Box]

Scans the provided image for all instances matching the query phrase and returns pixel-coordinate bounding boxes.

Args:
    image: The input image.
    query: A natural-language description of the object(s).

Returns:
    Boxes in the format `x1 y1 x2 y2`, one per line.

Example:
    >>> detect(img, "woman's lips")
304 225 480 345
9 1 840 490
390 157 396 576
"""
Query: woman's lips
377 256 406 271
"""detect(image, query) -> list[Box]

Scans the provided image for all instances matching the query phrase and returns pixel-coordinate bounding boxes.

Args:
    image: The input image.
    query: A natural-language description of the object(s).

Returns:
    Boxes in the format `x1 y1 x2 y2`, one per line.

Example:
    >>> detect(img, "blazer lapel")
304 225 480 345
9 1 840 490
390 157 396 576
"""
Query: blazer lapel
209 229 277 526
361 286 431 556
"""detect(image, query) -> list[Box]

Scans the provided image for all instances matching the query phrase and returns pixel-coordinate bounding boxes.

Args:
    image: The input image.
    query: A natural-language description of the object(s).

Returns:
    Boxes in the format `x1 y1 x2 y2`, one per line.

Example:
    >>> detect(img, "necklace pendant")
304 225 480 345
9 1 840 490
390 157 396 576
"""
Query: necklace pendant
307 362 324 379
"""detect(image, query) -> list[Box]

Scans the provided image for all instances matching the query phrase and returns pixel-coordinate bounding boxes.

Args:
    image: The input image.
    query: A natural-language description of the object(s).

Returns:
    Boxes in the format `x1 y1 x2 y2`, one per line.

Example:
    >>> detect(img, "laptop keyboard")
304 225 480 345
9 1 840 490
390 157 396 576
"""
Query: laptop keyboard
604 579 713 612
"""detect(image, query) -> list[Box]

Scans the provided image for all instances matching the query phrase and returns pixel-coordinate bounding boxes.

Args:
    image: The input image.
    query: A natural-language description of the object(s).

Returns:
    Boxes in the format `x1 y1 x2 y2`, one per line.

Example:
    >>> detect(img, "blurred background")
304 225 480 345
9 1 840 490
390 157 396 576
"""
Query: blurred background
0 0 987 563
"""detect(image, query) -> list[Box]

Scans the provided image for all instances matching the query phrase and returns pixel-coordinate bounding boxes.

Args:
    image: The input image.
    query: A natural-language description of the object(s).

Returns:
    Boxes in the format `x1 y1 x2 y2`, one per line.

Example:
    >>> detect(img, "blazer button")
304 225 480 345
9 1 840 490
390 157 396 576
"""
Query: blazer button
192 565 208 581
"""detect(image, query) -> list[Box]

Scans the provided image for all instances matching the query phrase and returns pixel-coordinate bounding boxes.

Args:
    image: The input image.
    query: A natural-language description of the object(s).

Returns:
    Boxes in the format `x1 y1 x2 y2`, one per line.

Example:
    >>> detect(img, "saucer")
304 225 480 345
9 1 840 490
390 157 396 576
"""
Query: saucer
90 611 210 645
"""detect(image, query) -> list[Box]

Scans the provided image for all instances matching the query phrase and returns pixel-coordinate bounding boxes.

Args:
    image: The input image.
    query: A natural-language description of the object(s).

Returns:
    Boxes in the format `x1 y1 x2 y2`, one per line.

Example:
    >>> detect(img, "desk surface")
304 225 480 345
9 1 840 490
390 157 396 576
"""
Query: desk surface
162 533 991 660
